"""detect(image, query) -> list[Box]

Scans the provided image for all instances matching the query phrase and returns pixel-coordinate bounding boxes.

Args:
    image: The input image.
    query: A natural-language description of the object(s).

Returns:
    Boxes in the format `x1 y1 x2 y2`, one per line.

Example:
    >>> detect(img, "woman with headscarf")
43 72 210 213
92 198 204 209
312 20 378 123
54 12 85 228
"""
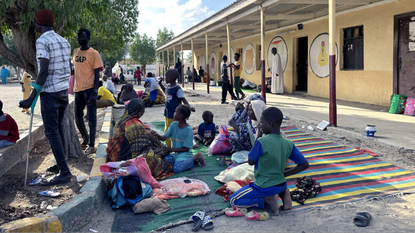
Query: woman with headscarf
119 83 138 104
228 100 267 152
228 94 265 127
106 99 174 179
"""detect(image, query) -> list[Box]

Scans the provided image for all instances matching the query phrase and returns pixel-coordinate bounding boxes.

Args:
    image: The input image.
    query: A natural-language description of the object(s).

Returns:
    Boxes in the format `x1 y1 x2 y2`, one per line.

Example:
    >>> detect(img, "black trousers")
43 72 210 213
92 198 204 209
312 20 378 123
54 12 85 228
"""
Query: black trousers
221 81 236 102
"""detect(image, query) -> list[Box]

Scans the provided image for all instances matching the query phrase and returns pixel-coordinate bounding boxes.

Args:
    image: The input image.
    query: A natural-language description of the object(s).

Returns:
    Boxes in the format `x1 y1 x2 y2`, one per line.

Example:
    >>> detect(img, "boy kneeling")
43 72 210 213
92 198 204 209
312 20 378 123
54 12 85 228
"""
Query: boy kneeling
229 107 309 218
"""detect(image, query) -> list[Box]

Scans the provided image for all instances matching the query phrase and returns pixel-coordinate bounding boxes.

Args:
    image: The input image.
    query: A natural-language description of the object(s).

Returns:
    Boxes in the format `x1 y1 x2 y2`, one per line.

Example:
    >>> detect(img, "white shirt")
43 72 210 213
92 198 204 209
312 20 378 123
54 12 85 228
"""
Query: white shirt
103 79 115 94
36 30 71 93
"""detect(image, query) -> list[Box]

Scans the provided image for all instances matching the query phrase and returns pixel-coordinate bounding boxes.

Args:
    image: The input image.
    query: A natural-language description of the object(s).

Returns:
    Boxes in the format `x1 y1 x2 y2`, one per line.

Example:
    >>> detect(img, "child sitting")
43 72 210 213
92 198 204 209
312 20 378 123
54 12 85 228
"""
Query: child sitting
229 107 309 218
194 111 217 146
154 105 206 173
159 69 195 148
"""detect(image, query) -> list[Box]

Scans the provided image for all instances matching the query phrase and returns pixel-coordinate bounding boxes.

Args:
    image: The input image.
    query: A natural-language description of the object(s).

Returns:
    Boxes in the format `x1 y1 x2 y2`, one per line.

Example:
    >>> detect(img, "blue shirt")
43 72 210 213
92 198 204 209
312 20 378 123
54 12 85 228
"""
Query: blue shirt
197 122 217 141
164 85 184 119
164 121 193 161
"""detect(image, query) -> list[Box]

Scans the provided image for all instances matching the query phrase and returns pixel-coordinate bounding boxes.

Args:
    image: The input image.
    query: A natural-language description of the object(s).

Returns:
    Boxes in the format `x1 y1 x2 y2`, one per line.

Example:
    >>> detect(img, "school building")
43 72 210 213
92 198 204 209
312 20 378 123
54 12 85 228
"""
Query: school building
156 0 415 107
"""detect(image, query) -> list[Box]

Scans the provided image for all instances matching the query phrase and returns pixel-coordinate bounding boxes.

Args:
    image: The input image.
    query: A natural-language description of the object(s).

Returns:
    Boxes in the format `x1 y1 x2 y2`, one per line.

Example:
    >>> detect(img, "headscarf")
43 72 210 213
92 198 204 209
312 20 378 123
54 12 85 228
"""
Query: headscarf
120 83 138 104
247 94 264 102
250 100 267 125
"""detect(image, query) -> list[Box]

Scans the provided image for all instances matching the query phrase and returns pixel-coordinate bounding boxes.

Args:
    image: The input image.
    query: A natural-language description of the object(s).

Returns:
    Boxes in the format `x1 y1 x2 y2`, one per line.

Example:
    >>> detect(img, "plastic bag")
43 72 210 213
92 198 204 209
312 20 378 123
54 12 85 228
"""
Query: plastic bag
158 177 210 198
404 97 415 116
389 94 408 114
209 125 232 154
242 80 256 89
231 150 249 164
100 156 161 188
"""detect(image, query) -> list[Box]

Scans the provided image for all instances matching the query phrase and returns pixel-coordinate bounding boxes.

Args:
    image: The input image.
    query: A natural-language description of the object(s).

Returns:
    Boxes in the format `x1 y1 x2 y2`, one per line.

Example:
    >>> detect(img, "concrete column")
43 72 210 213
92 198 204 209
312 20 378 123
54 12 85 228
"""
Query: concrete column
173 46 176 69
191 38 195 90
161 51 164 80
227 23 233 88
181 43 184 88
260 7 266 102
329 0 337 127
167 48 169 70
205 32 209 94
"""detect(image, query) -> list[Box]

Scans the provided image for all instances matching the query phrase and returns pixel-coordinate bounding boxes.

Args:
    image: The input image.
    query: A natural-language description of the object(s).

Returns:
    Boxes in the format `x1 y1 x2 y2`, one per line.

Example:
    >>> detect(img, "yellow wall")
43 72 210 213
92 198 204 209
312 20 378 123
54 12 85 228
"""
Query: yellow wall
194 0 415 106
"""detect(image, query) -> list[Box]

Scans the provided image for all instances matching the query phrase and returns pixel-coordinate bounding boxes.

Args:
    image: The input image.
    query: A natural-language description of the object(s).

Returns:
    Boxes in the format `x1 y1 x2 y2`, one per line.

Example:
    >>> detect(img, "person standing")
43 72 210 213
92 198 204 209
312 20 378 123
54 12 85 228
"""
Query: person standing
230 53 245 99
220 55 237 104
175 58 182 84
268 47 284 94
73 28 103 155
199 66 205 82
134 66 142 85
119 65 125 82
19 9 72 185
20 72 32 113
1 66 10 84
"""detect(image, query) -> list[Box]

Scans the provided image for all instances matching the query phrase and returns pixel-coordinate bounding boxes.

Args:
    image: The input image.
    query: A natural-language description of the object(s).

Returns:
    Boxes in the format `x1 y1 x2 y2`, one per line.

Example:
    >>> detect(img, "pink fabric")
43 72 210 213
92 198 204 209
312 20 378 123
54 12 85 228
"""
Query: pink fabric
404 97 415 116
68 75 75 95
209 125 231 154
100 157 161 188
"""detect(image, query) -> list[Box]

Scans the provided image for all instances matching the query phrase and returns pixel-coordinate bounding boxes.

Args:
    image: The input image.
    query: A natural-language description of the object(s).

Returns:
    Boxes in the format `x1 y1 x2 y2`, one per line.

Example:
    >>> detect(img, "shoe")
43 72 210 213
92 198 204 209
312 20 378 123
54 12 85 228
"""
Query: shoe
85 146 97 155
221 101 229 104
46 164 60 174
80 143 88 150
240 95 246 100
40 174 72 186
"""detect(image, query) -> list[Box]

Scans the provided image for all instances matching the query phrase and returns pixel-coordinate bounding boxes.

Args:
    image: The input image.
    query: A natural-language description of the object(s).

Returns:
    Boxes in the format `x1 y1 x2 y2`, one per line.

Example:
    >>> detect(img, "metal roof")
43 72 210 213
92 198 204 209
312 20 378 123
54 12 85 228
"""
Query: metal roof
156 0 397 52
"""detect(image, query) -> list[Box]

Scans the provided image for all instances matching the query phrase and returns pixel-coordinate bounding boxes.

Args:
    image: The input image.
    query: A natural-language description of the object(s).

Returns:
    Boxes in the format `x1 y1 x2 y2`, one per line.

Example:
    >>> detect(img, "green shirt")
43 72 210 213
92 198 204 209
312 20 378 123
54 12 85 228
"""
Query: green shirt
249 134 294 188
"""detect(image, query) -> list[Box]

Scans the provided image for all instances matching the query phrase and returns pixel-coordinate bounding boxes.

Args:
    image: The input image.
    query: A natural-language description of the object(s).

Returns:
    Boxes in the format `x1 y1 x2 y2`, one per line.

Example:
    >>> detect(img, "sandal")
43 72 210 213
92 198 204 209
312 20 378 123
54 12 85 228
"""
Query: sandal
245 210 269 221
191 210 205 231
39 189 60 197
353 212 371 227
201 215 214 231
225 206 248 217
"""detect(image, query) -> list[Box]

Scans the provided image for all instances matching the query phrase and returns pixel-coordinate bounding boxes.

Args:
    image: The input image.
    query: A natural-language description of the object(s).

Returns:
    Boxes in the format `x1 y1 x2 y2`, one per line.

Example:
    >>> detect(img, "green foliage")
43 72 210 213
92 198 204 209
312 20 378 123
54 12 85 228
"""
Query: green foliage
130 33 156 73
186 51 193 64
0 0 139 77
0 34 18 68
102 46 127 67
156 27 180 66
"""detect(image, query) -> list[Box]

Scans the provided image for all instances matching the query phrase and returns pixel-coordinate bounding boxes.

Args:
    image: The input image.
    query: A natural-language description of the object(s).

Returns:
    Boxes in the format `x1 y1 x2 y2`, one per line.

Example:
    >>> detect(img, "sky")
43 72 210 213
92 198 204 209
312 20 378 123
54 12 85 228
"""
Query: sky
138 0 236 41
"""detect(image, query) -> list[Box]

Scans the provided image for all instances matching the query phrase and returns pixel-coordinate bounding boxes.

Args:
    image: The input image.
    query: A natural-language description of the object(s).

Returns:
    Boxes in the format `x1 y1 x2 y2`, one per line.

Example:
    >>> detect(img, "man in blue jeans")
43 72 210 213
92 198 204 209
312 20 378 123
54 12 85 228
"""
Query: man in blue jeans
19 9 72 185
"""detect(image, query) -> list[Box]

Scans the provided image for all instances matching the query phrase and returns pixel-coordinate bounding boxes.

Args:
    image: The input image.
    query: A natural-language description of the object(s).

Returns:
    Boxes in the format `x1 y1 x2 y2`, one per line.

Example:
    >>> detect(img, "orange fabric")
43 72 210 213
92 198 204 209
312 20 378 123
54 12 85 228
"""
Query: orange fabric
73 47 103 92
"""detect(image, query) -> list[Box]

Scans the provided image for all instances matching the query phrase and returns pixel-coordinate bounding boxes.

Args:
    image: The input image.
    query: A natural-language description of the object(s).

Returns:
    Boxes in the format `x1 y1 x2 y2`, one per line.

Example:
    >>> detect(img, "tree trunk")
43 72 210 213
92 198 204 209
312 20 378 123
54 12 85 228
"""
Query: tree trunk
63 101 84 159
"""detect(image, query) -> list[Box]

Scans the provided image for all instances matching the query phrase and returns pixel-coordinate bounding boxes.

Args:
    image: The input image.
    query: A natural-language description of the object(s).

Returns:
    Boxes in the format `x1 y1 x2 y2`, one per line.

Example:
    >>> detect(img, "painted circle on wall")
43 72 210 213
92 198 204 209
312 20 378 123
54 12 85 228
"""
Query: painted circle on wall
225 47 236 63
309 33 338 78
199 54 206 70
267 36 288 72
243 43 256 75
210 51 217 77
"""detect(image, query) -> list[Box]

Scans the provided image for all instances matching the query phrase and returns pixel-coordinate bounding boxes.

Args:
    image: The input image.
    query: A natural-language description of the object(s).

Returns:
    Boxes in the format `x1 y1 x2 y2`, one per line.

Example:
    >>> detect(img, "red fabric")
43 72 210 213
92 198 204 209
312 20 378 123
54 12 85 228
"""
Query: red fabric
134 70 141 80
0 113 19 143
215 180 251 201
354 147 379 157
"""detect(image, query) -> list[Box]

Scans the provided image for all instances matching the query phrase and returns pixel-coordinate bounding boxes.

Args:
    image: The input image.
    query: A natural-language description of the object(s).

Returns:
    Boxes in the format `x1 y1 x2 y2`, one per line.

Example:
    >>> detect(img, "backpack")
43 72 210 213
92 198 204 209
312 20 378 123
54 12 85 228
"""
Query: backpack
108 176 152 209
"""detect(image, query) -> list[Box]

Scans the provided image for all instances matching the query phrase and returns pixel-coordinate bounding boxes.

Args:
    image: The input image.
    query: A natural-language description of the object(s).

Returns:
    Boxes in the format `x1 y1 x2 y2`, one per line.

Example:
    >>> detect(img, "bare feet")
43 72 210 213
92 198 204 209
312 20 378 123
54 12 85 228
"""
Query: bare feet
278 188 292 211
192 152 206 167
264 194 279 219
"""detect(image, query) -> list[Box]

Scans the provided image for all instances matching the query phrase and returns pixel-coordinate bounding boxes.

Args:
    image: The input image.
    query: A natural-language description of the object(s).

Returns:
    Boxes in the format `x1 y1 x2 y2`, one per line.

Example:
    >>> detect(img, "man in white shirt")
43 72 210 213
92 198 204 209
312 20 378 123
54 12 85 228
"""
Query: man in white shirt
102 75 115 94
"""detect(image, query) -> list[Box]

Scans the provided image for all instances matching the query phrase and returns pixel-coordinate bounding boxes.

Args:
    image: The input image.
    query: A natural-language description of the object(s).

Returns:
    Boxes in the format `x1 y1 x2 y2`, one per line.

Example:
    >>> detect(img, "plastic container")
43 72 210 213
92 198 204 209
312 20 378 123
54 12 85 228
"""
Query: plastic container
77 175 87 182
365 125 376 137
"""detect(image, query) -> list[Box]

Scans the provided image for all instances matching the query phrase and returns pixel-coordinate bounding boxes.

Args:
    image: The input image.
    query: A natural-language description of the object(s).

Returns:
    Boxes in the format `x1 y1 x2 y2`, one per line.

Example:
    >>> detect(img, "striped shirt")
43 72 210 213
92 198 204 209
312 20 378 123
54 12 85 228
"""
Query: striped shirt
36 30 71 93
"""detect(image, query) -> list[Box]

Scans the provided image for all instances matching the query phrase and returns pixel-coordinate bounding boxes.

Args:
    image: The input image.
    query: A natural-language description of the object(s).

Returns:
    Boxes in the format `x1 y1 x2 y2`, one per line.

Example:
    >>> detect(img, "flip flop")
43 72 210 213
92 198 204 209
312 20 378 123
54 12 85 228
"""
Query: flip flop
191 210 205 231
39 189 60 197
225 206 248 217
201 215 214 231
353 212 371 227
30 176 43 186
245 210 269 221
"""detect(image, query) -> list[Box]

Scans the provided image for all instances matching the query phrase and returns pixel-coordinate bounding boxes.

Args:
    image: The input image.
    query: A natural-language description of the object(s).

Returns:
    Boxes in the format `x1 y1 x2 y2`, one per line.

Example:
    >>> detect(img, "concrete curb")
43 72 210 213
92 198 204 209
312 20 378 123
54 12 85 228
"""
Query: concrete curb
0 108 112 233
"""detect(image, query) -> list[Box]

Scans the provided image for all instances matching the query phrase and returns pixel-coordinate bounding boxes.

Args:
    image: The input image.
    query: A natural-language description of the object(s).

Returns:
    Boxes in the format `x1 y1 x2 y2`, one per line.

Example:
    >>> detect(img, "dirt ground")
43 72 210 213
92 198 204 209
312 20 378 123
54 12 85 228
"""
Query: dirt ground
0 108 106 225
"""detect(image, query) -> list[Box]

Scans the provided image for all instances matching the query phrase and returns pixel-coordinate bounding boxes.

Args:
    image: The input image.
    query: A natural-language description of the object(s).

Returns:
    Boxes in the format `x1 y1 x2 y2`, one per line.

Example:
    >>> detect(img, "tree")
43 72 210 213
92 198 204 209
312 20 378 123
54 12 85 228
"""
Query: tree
130 33 156 75
156 27 180 67
0 34 22 79
0 0 139 79
0 0 139 158
103 46 127 68
186 51 193 64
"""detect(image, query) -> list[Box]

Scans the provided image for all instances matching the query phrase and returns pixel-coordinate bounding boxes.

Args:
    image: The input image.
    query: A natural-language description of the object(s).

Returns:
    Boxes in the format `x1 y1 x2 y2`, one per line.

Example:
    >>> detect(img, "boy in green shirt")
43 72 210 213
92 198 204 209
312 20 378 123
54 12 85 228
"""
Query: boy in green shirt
229 107 309 217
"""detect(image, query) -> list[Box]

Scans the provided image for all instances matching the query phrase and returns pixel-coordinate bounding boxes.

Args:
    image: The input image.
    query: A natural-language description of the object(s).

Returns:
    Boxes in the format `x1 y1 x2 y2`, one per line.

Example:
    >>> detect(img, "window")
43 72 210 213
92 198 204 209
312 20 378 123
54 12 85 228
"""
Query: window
343 25 364 70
